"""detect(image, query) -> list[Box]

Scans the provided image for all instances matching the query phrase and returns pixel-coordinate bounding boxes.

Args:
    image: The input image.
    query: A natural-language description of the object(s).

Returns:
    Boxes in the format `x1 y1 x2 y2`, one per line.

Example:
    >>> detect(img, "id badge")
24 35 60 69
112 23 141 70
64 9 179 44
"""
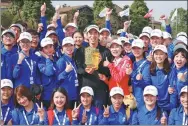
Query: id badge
30 77 34 84
75 80 79 87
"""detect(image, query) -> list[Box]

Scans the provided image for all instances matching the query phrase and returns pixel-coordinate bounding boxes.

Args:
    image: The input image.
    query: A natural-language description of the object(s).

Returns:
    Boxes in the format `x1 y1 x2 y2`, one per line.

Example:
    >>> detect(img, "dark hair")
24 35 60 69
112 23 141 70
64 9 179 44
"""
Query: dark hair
14 85 33 108
110 44 124 61
49 87 69 110
173 48 188 66
72 30 84 39
30 84 43 96
150 53 170 75
156 105 162 120
26 29 39 36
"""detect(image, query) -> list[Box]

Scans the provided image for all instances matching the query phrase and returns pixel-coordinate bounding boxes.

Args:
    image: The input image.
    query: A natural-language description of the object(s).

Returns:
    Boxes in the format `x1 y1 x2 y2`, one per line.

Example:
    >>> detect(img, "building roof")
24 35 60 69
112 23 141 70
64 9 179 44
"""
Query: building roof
59 5 93 13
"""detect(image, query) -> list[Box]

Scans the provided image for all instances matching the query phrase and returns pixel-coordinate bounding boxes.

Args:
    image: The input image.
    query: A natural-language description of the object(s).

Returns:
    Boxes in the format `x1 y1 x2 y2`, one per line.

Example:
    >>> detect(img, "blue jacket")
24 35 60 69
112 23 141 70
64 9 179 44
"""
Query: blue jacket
150 67 177 111
105 20 111 31
168 105 187 125
131 105 168 125
56 18 65 46
98 104 131 125
165 24 172 34
11 104 46 125
131 59 151 109
167 42 174 60
1 98 14 125
72 105 101 125
1 54 6 79
39 16 47 42
7 50 41 88
56 54 79 100
38 57 58 101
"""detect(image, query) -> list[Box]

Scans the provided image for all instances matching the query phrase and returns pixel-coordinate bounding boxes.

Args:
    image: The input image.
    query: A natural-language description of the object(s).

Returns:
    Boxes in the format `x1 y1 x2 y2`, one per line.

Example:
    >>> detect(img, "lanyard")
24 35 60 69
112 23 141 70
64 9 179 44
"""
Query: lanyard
53 110 66 125
24 59 34 76
183 112 188 125
1 107 10 122
23 111 35 125
88 114 92 125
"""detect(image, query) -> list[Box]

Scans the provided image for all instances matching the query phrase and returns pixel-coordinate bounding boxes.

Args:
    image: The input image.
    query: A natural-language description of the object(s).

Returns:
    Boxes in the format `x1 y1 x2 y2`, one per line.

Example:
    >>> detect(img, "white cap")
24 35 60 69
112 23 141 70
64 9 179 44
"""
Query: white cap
150 29 163 38
142 26 153 35
139 32 150 39
18 32 32 42
180 86 188 96
80 86 94 96
1 29 16 38
177 32 187 38
163 31 172 39
153 45 168 53
174 36 187 46
109 39 123 47
64 23 78 30
62 37 75 46
132 39 144 48
9 23 23 32
117 29 124 35
1 79 13 88
118 37 130 44
110 87 124 97
87 25 99 33
143 85 158 96
99 28 111 35
47 24 56 30
45 30 57 37
40 37 54 47
173 44 188 52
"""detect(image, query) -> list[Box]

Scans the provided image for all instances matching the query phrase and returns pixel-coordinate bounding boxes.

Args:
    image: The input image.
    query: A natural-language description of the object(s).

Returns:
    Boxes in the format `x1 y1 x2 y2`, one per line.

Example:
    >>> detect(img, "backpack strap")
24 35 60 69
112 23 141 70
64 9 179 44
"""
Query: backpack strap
66 109 72 124
47 109 54 125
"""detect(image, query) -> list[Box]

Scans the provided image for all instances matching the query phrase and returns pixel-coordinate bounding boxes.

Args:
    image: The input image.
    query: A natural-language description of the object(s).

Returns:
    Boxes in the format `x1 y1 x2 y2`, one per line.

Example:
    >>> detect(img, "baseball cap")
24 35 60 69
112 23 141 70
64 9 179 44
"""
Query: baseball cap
163 31 172 39
109 39 123 47
153 45 168 54
174 36 187 46
45 30 57 37
117 29 124 35
47 24 56 30
40 37 54 47
62 37 75 46
1 79 13 88
150 29 163 38
80 86 94 96
131 39 144 48
142 26 152 35
64 23 78 30
118 37 130 44
177 32 187 38
139 32 150 39
99 28 111 35
143 85 158 96
87 25 99 33
18 32 32 42
179 86 188 96
9 23 23 32
1 29 16 38
173 44 188 52
110 87 124 97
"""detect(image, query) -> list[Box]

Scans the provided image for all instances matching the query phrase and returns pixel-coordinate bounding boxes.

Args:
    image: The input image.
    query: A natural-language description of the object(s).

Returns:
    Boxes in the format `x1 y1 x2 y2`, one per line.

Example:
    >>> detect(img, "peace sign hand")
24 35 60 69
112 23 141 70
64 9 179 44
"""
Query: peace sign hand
72 103 82 119
103 105 110 118
36 102 45 121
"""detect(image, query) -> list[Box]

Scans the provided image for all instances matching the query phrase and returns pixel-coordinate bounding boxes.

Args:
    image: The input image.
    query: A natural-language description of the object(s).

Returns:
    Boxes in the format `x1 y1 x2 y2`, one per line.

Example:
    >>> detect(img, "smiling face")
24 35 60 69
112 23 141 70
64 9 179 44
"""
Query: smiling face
123 43 132 53
174 52 187 69
80 93 92 107
150 36 163 49
111 94 124 109
53 91 66 109
132 46 144 58
65 26 77 37
110 43 123 57
73 32 83 47
1 87 13 101
42 44 55 56
31 35 39 49
2 33 15 46
153 50 167 64
87 29 99 45
140 36 150 47
180 92 188 109
63 43 74 55
17 95 30 107
19 39 31 52
144 94 157 106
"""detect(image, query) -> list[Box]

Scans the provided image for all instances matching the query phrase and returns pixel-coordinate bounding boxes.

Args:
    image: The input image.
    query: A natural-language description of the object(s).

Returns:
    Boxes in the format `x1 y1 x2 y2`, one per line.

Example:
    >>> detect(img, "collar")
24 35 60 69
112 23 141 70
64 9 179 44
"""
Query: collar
1 47 13 55
143 105 157 114
179 105 184 113
135 58 145 66
20 103 37 114
1 97 14 108
176 66 187 72
110 104 124 114
64 54 73 61
54 108 65 115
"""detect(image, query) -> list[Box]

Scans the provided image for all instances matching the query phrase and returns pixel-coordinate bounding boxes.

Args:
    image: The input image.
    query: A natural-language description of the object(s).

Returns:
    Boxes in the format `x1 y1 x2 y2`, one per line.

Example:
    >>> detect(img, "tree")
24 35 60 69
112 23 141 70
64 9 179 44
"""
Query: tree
1 9 14 28
130 0 149 36
121 5 129 22
169 8 187 38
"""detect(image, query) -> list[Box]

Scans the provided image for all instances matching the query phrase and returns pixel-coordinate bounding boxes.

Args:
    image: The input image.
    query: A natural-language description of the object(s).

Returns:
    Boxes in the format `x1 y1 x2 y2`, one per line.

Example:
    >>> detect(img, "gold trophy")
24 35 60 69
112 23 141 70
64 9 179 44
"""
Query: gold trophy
85 47 100 70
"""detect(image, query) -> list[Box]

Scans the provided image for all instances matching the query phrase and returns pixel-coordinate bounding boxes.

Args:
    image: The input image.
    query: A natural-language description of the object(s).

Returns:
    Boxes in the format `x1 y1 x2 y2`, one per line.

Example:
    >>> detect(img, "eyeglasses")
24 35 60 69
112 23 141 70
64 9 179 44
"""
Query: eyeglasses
3 34 14 39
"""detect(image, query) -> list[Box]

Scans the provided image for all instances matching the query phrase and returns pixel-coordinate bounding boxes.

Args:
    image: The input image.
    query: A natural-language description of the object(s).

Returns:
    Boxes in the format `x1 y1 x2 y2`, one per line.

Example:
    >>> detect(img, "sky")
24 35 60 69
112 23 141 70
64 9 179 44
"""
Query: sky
52 1 187 26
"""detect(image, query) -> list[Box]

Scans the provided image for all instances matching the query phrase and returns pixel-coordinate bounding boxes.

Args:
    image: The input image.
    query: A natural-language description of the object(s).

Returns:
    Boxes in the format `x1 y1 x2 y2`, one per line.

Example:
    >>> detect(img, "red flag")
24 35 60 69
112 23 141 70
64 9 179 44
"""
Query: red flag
144 9 153 18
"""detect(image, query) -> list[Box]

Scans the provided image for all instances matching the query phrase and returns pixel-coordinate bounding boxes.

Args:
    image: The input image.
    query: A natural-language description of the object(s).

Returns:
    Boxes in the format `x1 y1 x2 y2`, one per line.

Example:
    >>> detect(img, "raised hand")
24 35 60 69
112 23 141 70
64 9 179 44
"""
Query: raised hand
125 63 133 75
136 72 142 80
103 105 110 118
74 10 79 19
177 71 187 82
37 23 43 33
106 8 113 15
160 112 167 125
55 5 61 13
17 52 25 64
40 3 46 13
81 109 87 124
85 67 95 74
36 103 45 121
168 85 174 94
65 62 73 72
72 103 82 119
39 51 49 59
159 14 167 20
103 57 110 67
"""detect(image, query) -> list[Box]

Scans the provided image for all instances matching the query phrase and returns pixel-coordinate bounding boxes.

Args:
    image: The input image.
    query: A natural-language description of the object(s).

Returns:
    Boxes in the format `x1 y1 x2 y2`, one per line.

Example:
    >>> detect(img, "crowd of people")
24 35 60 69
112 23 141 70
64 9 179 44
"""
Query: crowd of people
1 3 187 125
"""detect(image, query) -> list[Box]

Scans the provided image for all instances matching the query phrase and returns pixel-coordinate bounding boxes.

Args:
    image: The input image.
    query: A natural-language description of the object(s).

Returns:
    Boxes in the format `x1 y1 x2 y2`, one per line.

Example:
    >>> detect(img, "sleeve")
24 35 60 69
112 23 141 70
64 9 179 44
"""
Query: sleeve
165 24 172 34
131 110 139 125
39 111 48 125
169 90 178 109
120 32 127 37
12 64 22 79
168 109 176 125
105 20 111 31
39 16 47 42
56 58 69 82
72 119 79 125
38 58 56 76
56 18 65 46
98 110 109 125
11 109 20 125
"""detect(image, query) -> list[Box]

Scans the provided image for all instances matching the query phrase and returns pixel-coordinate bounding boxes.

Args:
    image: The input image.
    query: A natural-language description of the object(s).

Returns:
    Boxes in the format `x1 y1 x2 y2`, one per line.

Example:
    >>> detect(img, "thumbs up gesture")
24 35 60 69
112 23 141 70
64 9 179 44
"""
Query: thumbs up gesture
160 112 167 125
81 109 88 124
103 105 110 118
177 71 187 82
136 72 142 80
103 57 110 67
125 64 133 75
65 62 73 72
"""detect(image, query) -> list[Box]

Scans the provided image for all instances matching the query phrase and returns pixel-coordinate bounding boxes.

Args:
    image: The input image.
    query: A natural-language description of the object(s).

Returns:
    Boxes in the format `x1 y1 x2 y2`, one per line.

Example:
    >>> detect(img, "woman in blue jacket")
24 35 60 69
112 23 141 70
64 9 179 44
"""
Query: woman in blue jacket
150 45 177 112
11 85 46 125
168 86 188 125
130 39 151 109
72 86 101 125
99 87 131 125
56 37 79 109
38 37 58 109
